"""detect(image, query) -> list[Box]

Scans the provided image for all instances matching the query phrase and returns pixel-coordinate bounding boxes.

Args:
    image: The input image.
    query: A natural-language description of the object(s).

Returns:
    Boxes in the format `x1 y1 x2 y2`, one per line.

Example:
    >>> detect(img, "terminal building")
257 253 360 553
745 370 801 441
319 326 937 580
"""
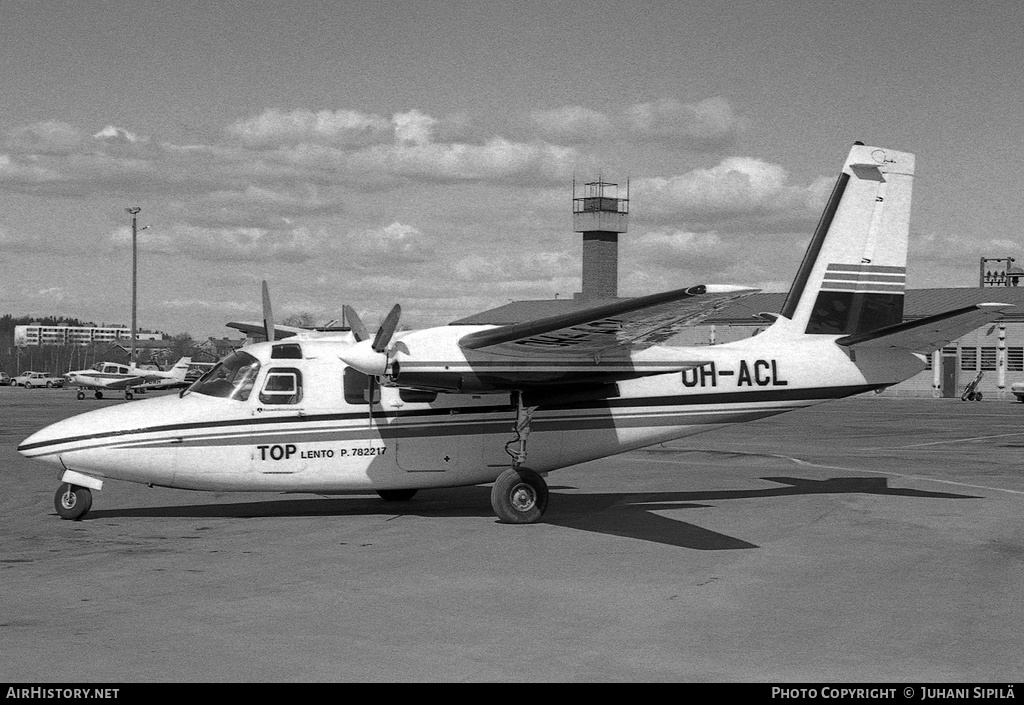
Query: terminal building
455 179 1024 400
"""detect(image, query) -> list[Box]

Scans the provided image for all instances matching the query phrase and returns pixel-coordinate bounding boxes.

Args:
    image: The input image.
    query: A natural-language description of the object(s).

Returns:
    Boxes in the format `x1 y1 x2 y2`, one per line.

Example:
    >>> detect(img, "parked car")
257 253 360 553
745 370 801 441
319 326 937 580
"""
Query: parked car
11 371 65 388
0 372 10 386
1012 381 1024 402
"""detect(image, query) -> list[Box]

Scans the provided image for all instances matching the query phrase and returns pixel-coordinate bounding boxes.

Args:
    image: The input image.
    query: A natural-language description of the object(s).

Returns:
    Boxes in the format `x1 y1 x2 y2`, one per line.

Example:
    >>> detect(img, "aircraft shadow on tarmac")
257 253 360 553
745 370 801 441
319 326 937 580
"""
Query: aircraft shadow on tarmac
85 475 979 551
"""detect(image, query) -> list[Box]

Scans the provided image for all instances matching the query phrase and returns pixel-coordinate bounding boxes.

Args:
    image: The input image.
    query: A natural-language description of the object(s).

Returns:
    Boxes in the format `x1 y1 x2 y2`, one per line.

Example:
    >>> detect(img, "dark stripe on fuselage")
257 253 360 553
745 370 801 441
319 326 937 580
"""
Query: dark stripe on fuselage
18 384 880 455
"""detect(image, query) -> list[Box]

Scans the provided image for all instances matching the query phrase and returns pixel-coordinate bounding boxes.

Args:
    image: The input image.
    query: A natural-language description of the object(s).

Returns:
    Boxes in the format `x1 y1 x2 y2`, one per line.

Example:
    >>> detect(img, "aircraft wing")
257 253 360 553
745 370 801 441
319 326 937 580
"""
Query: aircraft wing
97 375 148 390
458 284 758 358
836 303 1012 353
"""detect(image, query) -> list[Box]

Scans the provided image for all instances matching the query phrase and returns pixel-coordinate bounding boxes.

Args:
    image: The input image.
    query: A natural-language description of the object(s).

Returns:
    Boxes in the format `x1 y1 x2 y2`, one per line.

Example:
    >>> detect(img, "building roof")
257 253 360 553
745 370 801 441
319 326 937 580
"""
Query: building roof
451 288 1024 327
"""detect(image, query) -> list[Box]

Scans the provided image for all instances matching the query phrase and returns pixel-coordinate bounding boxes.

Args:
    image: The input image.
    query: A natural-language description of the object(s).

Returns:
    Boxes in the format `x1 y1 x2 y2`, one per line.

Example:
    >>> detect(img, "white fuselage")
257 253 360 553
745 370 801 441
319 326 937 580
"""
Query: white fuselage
18 328 924 495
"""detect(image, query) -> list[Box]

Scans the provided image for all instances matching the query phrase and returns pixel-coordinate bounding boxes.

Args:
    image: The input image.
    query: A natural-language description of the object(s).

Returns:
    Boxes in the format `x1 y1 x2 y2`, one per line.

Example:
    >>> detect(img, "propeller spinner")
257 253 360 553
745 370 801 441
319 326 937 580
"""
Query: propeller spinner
338 304 401 377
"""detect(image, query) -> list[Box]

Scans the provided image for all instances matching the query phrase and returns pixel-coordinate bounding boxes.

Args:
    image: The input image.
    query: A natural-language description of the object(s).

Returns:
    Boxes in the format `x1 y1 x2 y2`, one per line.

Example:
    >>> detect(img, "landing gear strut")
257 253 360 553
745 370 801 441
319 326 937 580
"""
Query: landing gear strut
54 484 92 521
491 393 548 524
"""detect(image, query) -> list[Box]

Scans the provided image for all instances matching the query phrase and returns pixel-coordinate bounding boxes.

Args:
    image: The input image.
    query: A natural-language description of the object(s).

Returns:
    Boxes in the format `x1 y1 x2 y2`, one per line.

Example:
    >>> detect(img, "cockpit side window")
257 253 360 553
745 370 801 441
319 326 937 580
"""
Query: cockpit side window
259 368 302 405
187 351 260 401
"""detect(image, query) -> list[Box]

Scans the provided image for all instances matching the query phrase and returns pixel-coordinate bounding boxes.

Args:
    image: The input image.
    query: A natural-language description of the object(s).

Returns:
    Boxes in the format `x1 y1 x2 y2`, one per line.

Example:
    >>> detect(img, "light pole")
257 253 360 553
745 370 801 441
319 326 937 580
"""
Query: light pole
126 207 141 367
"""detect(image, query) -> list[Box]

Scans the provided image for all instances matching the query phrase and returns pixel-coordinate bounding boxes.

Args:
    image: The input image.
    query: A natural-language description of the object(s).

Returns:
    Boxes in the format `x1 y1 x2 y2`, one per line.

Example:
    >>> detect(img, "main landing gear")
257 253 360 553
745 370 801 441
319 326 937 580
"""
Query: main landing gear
490 394 549 524
54 483 92 521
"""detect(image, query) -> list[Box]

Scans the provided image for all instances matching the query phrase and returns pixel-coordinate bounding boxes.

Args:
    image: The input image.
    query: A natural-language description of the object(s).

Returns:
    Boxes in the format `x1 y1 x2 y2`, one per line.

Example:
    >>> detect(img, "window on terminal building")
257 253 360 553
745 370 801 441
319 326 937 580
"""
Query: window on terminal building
1007 347 1023 370
980 347 998 371
960 347 977 371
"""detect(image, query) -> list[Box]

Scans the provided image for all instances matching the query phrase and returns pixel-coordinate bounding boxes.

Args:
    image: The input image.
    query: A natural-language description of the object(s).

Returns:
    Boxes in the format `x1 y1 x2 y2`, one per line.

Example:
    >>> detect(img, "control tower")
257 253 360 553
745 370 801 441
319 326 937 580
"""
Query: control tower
573 178 629 301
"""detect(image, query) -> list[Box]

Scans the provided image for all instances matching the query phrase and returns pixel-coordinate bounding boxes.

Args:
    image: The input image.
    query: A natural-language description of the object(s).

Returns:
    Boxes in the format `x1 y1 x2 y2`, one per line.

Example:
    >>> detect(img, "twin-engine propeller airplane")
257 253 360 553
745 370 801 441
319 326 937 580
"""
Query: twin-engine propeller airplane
65 357 192 400
19 143 1011 524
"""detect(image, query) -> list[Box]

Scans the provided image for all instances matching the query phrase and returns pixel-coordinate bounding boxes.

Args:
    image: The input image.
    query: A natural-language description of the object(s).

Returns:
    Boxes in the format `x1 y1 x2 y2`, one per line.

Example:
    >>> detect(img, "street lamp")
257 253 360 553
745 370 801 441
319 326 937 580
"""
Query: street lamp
126 207 141 367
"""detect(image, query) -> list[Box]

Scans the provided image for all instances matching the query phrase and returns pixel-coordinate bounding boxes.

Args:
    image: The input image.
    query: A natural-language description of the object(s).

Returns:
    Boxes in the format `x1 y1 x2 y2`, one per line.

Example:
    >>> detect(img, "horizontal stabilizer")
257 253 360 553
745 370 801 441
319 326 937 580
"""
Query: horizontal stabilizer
836 303 1012 353
226 321 299 339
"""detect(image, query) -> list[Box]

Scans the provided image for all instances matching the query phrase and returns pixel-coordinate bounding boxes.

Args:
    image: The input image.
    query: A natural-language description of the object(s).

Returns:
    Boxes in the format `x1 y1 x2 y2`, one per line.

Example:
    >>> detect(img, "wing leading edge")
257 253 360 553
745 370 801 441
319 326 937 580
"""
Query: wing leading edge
458 284 758 358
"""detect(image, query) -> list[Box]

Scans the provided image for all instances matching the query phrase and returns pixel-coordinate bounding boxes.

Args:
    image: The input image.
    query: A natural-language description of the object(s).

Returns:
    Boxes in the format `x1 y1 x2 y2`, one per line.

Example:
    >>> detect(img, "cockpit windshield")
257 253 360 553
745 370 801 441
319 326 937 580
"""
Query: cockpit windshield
186 350 260 401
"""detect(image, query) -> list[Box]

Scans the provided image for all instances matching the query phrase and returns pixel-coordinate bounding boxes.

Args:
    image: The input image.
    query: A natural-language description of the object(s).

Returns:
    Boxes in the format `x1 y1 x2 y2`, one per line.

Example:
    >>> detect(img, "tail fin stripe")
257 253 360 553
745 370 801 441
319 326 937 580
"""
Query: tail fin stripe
820 282 905 293
779 172 850 320
823 273 905 284
826 264 906 274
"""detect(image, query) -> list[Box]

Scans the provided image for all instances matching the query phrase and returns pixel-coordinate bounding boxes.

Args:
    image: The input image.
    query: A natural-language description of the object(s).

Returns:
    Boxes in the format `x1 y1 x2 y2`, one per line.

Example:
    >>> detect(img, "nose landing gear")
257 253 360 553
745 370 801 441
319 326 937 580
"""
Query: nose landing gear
54 484 92 521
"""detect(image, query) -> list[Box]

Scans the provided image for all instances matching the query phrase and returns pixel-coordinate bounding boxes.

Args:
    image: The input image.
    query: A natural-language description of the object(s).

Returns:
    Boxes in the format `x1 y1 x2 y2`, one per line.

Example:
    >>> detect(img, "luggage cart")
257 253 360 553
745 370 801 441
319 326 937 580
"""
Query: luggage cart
961 371 984 401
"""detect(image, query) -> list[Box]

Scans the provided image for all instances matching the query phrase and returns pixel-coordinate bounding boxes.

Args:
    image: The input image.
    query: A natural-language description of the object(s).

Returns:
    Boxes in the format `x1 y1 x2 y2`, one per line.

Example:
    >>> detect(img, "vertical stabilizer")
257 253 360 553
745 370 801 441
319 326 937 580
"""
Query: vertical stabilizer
169 357 192 380
778 143 915 336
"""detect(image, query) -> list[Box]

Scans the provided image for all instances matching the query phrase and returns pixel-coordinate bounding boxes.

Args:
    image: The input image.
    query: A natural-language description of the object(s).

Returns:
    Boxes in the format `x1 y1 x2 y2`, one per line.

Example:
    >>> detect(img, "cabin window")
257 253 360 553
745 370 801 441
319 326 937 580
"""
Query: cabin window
271 343 303 359
259 368 302 405
343 367 379 405
188 350 261 401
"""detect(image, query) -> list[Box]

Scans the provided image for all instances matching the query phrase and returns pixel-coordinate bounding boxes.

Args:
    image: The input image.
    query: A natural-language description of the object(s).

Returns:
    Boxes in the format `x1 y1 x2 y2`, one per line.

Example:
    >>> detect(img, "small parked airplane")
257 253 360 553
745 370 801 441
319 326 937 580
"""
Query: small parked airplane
20 143 1011 523
65 357 192 400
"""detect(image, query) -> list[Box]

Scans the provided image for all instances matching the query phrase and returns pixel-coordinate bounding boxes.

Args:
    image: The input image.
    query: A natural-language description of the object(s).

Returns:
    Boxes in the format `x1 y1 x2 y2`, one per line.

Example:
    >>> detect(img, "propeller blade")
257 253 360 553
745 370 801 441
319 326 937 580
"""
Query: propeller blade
262 280 275 343
344 305 370 342
372 304 402 352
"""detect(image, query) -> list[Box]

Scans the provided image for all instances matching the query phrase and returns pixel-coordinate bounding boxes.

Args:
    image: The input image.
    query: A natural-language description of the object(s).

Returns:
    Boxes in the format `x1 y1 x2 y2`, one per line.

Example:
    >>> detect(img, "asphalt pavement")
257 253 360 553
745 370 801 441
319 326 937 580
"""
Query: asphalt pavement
2 386 1022 682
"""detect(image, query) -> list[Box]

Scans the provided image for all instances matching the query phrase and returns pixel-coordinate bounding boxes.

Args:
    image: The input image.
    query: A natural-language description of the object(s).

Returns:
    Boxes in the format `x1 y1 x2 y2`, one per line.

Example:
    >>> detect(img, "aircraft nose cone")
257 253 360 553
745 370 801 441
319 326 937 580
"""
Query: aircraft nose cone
18 417 74 463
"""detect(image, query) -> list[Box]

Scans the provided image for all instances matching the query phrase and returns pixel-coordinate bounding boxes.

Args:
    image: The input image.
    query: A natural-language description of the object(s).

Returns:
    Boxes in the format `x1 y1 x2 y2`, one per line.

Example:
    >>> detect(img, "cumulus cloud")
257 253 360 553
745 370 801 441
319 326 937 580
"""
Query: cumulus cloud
625 96 740 147
346 221 438 266
529 96 741 149
357 137 577 183
93 125 142 144
106 219 438 267
5 121 87 155
633 156 831 228
530 106 615 143
0 226 35 252
393 110 436 146
108 223 320 263
225 108 392 148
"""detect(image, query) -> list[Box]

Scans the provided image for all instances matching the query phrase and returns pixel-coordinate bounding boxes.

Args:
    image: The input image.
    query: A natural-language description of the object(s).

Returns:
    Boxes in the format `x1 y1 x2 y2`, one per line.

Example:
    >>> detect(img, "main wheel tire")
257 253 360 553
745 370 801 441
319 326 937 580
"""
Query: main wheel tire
491 467 548 524
54 484 92 521
377 489 418 501
975 392 983 401
76 390 85 400
94 391 103 399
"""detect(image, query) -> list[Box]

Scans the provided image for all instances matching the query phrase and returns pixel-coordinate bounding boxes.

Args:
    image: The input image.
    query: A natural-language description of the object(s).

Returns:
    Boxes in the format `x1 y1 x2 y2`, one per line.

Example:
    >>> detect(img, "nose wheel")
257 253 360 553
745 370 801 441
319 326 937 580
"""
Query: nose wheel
54 484 92 521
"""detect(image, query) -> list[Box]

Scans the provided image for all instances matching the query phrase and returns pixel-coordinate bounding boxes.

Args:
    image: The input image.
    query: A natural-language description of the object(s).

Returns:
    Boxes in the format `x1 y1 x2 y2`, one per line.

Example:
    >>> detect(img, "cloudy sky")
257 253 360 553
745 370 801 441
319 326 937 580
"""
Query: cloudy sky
2 0 1024 338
